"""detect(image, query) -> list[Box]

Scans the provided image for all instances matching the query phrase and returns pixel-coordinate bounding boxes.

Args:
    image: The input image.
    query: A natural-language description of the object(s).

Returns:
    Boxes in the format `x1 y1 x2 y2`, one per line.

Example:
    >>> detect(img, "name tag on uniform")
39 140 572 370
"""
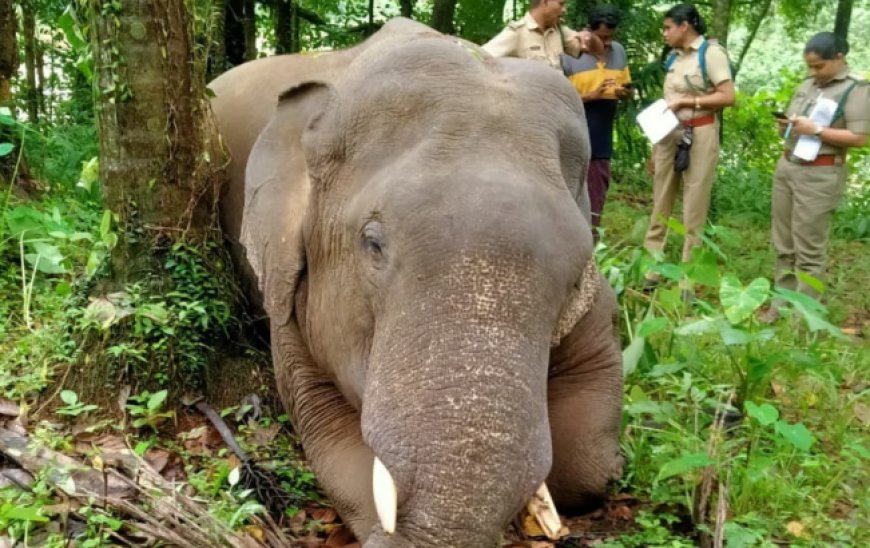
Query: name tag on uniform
529 46 541 51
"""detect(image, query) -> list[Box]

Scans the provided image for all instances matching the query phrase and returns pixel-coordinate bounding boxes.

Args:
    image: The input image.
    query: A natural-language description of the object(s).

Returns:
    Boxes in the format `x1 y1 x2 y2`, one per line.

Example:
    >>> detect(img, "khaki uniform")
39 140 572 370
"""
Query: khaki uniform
771 70 870 298
644 36 732 264
482 13 580 70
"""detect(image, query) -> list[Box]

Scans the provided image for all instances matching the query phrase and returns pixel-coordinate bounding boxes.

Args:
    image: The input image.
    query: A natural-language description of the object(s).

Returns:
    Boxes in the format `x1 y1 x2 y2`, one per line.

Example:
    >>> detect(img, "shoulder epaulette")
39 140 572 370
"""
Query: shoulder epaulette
846 75 869 86
507 20 524 30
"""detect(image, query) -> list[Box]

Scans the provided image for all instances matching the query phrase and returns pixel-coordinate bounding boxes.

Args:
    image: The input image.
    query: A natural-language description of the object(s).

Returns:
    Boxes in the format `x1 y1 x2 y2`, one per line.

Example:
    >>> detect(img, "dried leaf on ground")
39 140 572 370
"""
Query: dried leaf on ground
324 525 356 547
143 447 186 481
248 420 282 448
606 504 633 521
786 520 805 537
180 422 225 455
853 403 870 426
310 507 338 523
294 535 324 548
289 509 308 532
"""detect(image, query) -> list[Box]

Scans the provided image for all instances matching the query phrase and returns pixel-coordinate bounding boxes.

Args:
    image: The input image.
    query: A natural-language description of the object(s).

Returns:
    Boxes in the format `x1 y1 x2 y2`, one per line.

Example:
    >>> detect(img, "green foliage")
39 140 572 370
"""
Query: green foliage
601 189 870 543
126 389 174 432
56 389 99 416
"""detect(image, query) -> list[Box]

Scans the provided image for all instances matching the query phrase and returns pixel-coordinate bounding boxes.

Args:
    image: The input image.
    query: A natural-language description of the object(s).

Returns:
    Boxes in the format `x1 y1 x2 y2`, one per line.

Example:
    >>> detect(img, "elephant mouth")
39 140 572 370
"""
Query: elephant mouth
370 453 565 543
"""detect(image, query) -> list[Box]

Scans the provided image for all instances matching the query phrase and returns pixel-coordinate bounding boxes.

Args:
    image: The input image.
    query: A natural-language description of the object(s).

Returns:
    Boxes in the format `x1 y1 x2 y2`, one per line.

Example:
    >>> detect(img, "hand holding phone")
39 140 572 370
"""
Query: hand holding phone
771 111 788 119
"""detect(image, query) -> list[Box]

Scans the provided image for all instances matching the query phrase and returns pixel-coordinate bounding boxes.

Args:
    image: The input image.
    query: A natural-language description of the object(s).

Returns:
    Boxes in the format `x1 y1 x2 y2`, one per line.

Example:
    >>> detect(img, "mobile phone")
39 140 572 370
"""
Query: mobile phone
771 111 788 119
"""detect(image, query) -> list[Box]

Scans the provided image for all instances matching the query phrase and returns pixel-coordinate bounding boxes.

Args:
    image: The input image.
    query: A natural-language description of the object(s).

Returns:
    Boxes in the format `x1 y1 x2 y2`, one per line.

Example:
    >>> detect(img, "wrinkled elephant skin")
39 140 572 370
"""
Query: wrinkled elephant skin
210 18 623 548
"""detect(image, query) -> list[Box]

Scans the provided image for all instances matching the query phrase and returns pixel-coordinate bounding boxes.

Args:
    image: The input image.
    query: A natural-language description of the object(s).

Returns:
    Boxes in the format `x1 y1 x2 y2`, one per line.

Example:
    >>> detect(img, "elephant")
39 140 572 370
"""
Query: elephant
210 18 623 548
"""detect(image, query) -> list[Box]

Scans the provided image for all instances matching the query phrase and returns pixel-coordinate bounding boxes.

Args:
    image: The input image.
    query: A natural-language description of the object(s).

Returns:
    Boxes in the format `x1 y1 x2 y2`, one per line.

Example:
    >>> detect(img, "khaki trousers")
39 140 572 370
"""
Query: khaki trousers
771 156 846 299
644 122 720 263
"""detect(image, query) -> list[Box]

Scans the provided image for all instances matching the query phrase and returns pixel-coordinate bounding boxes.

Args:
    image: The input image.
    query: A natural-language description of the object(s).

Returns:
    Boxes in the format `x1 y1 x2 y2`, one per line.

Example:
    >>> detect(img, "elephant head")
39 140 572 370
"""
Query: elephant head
217 18 620 548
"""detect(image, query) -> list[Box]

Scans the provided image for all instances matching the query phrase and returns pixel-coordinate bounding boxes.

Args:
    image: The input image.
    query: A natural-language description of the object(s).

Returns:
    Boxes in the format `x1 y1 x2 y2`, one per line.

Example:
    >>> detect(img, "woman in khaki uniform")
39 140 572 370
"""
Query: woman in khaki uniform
762 32 869 321
644 4 735 288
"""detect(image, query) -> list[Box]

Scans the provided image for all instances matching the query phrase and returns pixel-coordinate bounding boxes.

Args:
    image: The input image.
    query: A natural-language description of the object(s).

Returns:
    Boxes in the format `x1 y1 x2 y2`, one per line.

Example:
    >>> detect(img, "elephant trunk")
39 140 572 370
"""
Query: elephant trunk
360 260 558 546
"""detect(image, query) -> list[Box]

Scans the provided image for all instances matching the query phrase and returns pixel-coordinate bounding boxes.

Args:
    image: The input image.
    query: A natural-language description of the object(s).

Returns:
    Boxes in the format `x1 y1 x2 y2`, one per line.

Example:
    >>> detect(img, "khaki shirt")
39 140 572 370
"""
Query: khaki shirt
482 13 580 70
663 35 732 121
784 69 870 155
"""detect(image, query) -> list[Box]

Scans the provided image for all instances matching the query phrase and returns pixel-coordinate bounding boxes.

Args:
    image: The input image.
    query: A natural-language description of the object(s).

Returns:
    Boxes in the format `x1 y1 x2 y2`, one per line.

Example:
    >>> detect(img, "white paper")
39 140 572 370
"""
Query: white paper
636 99 680 145
793 96 838 161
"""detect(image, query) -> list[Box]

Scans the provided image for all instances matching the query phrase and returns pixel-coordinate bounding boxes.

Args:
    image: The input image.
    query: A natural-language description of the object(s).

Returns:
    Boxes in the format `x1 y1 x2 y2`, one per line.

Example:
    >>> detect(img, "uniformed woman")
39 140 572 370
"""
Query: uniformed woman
643 3 735 288
763 32 869 321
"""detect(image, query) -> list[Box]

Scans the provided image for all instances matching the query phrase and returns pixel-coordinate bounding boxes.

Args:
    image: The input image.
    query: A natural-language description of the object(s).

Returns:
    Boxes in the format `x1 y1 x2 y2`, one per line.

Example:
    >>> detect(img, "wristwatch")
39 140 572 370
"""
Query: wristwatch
814 125 824 136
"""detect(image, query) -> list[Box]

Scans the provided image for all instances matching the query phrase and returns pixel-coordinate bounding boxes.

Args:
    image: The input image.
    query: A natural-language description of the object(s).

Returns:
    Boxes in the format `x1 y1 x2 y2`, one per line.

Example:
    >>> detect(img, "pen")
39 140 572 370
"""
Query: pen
784 122 793 140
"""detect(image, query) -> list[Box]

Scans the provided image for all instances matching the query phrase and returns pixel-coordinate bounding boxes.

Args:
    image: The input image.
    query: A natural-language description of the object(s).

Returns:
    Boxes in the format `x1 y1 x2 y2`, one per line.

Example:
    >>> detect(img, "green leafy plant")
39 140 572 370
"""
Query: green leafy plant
55 389 99 417
126 389 174 432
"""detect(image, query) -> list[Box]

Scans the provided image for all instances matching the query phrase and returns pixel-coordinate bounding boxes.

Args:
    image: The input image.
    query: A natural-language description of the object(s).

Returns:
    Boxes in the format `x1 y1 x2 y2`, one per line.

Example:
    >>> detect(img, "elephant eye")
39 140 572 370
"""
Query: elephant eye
360 221 386 261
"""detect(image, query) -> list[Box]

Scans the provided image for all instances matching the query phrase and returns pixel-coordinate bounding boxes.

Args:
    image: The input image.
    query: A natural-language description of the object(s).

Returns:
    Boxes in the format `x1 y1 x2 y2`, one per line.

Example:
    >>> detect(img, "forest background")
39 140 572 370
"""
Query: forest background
0 0 868 547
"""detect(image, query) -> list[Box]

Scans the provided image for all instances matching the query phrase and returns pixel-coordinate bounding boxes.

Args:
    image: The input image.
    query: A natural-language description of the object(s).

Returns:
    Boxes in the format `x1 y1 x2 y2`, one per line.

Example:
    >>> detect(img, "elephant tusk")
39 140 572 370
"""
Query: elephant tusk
372 456 397 534
526 483 565 541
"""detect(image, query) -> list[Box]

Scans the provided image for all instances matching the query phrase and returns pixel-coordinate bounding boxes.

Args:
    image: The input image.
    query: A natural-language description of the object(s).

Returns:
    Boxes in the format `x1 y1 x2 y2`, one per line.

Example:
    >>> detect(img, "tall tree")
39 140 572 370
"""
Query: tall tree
89 0 219 284
0 0 16 108
224 0 246 66
22 0 39 123
711 0 733 45
243 0 256 60
399 0 413 18
431 0 457 34
834 0 853 42
274 0 295 54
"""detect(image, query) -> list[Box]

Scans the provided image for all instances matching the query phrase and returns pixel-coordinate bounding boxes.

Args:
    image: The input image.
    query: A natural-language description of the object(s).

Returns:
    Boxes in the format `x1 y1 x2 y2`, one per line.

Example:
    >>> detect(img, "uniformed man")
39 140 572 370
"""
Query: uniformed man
561 5 632 236
643 3 735 291
482 0 585 69
760 32 870 322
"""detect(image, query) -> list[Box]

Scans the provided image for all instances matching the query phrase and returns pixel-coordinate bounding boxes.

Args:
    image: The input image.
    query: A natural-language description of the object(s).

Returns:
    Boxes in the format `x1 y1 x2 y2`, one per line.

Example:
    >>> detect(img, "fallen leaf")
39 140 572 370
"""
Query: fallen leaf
144 447 172 473
324 525 356 547
248 420 282 448
295 534 324 548
289 509 308 532
771 382 785 397
853 403 870 426
242 525 265 542
607 504 633 521
180 423 224 455
786 520 805 538
310 507 338 523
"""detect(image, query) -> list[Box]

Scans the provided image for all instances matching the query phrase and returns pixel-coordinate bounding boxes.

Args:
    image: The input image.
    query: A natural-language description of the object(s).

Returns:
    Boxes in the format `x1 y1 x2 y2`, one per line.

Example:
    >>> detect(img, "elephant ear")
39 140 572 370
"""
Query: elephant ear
241 82 332 326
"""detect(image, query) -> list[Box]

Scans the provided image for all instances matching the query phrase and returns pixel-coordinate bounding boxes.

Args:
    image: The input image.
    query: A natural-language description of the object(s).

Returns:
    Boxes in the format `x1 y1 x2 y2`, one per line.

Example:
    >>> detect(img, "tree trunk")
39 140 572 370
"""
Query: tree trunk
243 0 256 60
399 0 413 18
431 0 457 34
274 0 293 54
834 0 853 42
224 0 246 67
0 0 17 108
36 39 46 122
23 0 39 124
711 0 732 45
368 0 374 28
90 0 217 283
79 0 234 405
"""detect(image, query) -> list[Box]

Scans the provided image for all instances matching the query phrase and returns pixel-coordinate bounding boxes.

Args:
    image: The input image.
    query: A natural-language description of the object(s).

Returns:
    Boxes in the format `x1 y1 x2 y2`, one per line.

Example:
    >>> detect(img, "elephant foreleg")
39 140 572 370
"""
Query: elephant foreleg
271 319 378 541
546 282 623 513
